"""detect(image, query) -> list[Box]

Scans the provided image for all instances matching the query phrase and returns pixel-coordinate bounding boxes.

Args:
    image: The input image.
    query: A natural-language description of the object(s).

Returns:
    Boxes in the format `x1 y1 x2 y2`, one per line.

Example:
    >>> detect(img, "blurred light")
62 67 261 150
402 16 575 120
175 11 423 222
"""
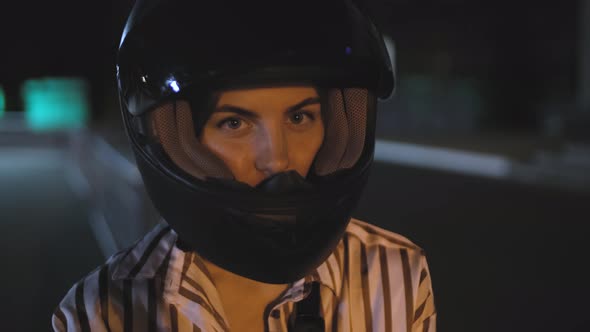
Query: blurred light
0 85 5 118
374 139 512 179
21 78 89 131
169 80 180 93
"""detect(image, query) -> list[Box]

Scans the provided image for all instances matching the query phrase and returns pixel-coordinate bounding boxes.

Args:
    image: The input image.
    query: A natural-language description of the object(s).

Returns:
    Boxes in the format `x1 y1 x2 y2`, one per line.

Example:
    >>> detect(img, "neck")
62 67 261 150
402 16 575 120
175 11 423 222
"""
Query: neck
202 259 288 327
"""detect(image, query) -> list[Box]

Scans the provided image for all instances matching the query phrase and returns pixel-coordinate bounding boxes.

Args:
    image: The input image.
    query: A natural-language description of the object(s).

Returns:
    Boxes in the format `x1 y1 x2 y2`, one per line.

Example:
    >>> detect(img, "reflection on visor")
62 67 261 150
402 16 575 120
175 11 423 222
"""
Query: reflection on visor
170 81 180 93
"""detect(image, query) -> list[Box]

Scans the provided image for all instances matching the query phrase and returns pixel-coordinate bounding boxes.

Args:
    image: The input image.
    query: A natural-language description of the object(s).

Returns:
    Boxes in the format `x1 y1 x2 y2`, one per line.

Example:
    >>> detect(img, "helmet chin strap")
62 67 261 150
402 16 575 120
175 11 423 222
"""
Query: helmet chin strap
289 282 325 332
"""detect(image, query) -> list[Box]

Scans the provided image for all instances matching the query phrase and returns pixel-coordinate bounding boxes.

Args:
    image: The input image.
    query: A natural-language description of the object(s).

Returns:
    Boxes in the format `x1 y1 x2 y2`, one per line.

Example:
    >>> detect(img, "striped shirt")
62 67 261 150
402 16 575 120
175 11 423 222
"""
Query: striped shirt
53 218 436 332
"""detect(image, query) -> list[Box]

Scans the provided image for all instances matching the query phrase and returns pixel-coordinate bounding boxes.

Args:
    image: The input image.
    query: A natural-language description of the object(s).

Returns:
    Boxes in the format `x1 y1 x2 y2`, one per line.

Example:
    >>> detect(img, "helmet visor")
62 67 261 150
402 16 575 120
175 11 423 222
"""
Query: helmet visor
133 86 376 185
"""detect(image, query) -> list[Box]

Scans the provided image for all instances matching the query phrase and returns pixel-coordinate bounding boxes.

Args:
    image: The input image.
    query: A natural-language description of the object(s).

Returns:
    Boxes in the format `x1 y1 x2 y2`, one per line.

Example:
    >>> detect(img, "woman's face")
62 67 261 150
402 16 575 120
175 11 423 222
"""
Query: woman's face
200 86 324 187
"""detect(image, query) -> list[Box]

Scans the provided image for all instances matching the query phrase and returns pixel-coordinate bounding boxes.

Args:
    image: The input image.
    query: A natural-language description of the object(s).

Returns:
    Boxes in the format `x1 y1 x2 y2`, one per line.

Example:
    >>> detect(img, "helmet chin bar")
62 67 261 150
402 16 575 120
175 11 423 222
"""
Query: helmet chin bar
254 171 313 194
132 134 370 284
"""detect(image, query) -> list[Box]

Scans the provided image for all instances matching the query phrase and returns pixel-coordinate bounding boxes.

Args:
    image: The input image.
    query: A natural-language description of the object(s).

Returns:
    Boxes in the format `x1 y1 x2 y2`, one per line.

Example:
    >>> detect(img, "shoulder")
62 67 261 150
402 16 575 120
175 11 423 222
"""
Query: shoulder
345 217 424 253
339 218 430 281
52 223 176 331
51 253 123 331
341 218 427 279
342 218 432 296
343 218 436 329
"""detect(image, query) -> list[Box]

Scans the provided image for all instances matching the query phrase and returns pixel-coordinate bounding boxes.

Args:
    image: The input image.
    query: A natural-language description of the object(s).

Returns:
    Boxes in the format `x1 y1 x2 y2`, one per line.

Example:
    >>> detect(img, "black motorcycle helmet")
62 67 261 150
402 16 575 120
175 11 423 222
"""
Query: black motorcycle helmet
117 0 394 284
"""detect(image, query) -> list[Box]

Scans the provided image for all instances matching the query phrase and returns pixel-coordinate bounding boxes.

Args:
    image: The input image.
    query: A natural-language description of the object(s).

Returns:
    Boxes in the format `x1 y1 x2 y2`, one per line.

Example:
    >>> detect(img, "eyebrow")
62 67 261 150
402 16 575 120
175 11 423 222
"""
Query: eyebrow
214 97 321 119
286 97 321 113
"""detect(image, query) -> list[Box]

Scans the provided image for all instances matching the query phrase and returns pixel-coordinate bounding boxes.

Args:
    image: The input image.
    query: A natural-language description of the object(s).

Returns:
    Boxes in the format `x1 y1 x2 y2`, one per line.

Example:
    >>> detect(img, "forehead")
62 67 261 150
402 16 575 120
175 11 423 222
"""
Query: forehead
215 86 319 109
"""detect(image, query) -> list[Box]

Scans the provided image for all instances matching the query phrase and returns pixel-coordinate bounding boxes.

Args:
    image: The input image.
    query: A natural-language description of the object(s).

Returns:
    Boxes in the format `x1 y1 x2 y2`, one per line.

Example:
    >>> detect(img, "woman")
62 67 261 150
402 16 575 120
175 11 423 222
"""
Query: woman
53 0 436 331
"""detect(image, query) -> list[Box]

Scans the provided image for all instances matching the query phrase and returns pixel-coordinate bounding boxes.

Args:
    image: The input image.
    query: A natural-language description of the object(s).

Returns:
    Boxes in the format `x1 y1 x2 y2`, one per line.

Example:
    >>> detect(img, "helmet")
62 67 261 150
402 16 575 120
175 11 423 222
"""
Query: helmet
117 0 394 284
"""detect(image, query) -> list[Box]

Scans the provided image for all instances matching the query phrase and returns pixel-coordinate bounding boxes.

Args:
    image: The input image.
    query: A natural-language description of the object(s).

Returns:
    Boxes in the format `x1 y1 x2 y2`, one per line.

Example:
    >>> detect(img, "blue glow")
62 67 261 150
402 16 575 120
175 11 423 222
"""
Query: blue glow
0 85 5 118
169 80 180 93
22 77 89 131
345 46 352 55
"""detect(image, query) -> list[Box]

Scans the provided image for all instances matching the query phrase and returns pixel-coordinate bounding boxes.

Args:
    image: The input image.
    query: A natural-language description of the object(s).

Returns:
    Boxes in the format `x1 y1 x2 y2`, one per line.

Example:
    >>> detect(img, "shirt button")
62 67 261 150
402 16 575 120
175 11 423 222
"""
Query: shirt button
270 309 281 319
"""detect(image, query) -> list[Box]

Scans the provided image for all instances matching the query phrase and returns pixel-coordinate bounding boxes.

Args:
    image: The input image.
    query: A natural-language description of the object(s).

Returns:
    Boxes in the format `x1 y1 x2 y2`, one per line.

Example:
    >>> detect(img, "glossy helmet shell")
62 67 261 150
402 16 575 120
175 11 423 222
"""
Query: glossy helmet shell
117 0 394 284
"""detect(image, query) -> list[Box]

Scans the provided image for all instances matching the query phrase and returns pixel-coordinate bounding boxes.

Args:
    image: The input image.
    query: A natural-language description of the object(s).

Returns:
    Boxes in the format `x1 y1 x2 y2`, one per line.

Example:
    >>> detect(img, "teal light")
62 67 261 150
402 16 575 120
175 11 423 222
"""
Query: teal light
0 85 5 118
22 78 89 131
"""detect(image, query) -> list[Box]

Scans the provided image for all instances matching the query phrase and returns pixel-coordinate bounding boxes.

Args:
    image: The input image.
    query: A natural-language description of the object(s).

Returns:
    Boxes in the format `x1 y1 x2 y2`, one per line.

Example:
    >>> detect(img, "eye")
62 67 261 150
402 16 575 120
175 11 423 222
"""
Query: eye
289 111 314 125
291 113 304 124
218 117 243 130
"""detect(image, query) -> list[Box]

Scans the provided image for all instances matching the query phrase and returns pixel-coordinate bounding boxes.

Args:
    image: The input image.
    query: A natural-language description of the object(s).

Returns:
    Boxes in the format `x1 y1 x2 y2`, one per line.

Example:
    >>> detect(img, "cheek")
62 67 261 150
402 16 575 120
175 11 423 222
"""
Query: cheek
200 134 252 178
289 125 325 173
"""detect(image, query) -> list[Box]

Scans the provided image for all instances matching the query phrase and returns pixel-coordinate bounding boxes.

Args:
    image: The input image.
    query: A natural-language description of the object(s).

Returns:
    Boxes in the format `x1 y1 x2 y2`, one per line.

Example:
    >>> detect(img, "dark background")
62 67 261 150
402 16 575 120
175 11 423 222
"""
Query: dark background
1 1 589 331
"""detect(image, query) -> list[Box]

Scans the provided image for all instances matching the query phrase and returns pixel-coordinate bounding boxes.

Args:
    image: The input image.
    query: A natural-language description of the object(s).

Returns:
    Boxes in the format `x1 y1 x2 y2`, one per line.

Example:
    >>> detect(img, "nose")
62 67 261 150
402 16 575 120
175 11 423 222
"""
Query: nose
254 126 289 176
